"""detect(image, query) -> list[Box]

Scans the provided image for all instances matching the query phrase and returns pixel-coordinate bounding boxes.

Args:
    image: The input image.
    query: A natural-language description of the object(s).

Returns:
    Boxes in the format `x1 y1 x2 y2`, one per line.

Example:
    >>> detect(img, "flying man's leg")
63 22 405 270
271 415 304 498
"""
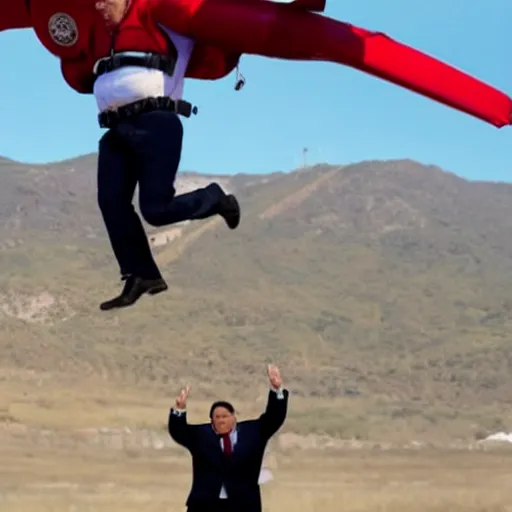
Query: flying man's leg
128 109 241 229
97 128 168 311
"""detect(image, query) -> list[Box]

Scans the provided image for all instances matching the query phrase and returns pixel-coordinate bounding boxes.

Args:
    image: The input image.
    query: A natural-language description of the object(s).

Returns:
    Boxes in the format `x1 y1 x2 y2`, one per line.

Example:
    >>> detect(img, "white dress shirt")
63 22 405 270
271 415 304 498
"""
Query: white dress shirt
93 27 194 113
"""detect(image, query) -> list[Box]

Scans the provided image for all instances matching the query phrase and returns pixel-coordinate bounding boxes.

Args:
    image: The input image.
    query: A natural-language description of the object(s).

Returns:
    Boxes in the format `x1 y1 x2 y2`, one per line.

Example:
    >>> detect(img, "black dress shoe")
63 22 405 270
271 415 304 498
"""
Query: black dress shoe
100 275 168 311
218 193 241 229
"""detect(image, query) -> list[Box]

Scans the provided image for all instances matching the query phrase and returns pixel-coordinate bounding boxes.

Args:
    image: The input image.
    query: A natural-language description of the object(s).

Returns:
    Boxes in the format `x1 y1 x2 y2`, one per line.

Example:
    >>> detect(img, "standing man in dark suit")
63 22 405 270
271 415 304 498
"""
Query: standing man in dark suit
168 364 289 512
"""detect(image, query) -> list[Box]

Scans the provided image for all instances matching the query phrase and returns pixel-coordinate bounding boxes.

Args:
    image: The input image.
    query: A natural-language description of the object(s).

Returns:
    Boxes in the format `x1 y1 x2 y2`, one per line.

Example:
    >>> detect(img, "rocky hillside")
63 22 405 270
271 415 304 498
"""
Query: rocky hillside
1 155 512 439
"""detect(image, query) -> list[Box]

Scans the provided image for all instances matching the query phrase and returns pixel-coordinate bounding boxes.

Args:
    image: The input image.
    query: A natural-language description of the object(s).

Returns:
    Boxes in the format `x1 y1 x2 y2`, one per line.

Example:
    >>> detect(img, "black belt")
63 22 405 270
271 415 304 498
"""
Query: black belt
93 52 177 77
98 96 198 129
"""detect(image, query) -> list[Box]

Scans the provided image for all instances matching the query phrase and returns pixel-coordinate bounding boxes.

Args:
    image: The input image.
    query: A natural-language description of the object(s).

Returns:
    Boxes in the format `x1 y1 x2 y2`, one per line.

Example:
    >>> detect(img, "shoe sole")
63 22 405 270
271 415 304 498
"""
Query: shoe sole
100 283 168 310
148 283 168 295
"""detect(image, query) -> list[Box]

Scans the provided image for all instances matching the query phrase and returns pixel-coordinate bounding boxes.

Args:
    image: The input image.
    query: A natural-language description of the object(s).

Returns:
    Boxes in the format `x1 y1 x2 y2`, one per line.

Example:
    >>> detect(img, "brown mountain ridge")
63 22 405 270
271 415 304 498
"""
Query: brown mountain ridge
1 155 512 441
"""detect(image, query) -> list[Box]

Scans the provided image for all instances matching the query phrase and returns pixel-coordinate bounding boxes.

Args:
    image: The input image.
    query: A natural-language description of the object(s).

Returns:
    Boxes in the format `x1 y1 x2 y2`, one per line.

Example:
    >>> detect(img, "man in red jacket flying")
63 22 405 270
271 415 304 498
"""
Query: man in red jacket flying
92 1 241 311
4 0 241 311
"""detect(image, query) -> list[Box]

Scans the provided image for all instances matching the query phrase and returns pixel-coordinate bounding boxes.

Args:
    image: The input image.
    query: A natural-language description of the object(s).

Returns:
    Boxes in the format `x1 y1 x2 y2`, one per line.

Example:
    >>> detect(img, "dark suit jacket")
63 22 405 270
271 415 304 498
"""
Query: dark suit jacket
168 389 289 511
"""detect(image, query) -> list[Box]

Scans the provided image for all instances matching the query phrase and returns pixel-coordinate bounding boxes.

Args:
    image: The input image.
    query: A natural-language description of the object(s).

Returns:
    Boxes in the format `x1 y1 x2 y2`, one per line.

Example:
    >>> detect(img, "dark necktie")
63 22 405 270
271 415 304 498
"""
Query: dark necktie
221 433 232 455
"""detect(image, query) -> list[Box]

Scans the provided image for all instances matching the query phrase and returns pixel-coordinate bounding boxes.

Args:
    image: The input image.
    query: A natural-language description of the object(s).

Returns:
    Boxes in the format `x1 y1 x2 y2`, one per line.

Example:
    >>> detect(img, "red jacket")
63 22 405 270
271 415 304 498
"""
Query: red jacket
2 0 511 127
2 0 240 94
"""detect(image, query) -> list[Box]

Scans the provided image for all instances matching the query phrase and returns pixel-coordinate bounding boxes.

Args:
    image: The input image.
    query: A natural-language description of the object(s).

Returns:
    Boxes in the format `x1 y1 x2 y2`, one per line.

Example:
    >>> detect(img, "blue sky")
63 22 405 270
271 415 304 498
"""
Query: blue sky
0 0 509 182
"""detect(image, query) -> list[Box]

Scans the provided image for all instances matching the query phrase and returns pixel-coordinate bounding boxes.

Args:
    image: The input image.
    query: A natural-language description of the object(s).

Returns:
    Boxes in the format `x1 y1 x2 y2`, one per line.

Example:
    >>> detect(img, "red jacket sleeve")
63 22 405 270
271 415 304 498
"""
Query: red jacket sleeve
61 57 95 95
148 0 239 80
145 0 512 127
0 0 32 31
148 0 194 35
187 43 240 80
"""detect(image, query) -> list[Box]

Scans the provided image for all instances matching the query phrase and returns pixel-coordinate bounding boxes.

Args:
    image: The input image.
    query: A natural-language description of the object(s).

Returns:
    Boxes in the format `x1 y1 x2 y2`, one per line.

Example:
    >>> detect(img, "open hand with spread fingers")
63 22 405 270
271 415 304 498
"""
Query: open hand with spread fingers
267 364 282 389
175 385 191 409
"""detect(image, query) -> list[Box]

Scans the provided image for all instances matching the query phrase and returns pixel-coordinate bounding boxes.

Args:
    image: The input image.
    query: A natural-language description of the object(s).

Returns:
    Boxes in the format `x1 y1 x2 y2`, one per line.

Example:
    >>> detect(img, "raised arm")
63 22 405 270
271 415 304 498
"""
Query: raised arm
168 385 194 449
0 1 32 32
149 0 512 128
259 365 289 440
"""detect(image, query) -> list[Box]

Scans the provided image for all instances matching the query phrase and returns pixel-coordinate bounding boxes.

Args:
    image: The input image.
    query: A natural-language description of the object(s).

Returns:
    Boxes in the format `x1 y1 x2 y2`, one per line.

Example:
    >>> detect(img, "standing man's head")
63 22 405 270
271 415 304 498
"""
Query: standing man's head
209 401 236 434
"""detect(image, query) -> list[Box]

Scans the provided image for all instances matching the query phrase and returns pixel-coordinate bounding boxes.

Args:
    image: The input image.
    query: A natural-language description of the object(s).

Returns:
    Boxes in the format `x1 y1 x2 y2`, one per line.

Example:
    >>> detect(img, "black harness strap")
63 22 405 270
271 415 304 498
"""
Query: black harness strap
93 52 177 77
98 96 198 129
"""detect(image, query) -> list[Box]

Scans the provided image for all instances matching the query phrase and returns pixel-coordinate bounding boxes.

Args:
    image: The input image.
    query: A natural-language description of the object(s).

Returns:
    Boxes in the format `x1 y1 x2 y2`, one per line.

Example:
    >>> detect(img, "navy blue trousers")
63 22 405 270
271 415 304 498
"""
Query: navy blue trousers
97 110 223 279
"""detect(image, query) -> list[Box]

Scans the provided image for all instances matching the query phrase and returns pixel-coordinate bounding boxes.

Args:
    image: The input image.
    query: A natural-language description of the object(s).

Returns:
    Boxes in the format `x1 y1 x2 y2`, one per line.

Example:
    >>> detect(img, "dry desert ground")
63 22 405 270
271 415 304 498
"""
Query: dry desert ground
2 439 512 512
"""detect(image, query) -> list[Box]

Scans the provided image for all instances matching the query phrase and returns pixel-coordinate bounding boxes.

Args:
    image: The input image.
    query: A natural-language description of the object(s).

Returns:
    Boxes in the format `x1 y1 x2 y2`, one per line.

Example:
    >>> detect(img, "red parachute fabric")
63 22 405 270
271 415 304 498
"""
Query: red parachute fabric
151 0 512 128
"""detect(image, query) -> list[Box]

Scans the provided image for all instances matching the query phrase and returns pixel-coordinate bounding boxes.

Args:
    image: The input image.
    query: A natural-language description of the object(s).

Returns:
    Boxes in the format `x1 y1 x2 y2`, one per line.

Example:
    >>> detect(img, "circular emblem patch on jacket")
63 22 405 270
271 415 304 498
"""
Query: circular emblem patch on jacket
48 13 78 47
